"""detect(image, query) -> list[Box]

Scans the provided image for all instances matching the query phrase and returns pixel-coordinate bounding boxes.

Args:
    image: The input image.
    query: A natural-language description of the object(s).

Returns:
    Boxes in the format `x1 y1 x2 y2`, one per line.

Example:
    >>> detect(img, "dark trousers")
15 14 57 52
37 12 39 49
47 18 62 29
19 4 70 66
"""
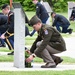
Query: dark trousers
0 29 7 46
56 22 70 33
0 33 5 45
5 35 14 50
42 17 48 23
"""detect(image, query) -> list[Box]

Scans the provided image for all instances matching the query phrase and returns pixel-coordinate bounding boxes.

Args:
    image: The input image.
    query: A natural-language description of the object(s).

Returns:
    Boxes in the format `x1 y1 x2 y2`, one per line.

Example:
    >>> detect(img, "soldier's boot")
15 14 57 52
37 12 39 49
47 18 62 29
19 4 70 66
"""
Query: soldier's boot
35 49 56 68
54 57 63 65
69 29 73 34
41 62 56 68
51 55 63 65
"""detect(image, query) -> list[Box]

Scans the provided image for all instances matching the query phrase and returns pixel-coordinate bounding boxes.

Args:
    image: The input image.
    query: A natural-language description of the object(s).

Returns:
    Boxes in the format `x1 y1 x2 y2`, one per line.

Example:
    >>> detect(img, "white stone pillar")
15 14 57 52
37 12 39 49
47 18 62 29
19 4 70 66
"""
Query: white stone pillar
68 2 75 20
14 8 25 68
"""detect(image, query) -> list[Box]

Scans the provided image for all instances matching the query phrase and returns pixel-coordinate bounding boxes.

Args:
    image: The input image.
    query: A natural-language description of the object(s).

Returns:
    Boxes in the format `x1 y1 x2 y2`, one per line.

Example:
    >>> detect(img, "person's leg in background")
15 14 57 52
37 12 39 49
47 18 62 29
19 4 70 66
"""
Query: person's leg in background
62 26 68 33
30 30 36 36
62 26 73 34
55 22 61 32
46 17 50 25
25 26 30 36
25 25 36 36
5 35 14 55
0 32 6 47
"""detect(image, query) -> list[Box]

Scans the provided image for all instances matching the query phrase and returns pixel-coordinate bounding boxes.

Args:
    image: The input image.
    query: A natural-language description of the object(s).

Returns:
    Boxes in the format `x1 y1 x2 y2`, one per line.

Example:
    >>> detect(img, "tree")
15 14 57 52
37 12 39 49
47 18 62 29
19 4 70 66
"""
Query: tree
0 0 75 12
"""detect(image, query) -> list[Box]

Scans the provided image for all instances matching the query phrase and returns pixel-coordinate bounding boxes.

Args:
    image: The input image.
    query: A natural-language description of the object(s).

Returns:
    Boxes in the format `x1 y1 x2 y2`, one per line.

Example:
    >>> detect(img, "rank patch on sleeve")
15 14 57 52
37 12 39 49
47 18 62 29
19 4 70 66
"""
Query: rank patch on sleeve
44 30 48 35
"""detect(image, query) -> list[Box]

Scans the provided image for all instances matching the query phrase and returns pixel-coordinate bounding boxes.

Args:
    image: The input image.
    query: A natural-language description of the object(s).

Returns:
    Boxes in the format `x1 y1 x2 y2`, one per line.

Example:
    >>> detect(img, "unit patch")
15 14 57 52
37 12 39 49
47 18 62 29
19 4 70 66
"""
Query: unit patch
44 30 48 35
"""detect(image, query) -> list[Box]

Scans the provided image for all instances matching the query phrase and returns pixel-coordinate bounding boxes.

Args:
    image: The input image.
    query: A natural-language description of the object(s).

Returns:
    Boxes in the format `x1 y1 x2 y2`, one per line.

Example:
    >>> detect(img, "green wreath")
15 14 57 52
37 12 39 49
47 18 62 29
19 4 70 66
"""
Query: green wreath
25 51 32 67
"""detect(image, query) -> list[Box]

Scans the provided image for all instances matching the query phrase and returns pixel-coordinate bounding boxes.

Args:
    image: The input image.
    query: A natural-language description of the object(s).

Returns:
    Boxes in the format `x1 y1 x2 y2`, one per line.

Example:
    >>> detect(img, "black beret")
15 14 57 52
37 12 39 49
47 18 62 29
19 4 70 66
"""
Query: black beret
2 4 9 9
51 12 56 16
29 15 42 26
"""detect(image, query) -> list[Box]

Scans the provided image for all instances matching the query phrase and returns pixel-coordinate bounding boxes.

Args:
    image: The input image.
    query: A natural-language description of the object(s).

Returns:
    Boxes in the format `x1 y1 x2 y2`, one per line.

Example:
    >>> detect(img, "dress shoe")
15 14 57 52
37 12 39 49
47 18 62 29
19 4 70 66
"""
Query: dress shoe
54 57 63 65
7 51 14 55
0 44 6 47
69 29 73 34
41 63 56 68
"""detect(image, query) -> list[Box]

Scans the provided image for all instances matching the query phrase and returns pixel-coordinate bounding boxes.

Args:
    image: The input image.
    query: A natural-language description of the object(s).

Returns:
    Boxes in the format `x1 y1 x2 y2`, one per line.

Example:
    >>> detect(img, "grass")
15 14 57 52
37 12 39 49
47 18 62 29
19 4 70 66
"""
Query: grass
0 54 75 64
34 56 75 64
0 55 13 62
0 48 11 52
0 70 75 75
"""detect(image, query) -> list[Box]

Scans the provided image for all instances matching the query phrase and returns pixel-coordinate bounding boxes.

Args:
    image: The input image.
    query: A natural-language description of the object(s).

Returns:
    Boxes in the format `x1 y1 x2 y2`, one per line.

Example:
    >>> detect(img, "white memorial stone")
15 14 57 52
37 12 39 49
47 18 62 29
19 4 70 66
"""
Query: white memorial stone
68 2 75 20
14 8 25 68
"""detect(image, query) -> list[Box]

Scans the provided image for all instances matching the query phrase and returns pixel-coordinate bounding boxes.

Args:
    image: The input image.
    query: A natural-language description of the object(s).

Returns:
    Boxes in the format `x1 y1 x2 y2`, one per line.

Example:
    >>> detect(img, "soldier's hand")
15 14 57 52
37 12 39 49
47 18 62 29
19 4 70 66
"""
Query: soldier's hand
26 55 34 63
26 50 31 54
0 33 5 39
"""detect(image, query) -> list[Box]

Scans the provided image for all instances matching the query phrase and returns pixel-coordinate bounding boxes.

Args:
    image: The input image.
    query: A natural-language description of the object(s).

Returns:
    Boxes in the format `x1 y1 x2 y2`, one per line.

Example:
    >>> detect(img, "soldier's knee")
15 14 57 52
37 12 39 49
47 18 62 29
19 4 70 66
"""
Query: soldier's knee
36 41 43 47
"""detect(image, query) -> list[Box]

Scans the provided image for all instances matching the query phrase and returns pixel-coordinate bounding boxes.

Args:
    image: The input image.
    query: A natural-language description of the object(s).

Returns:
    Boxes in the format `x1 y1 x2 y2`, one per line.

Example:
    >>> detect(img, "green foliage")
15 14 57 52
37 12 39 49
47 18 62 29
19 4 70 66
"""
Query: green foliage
22 0 35 11
25 51 32 67
0 0 75 12
0 0 9 9
52 0 67 12
45 0 75 12
0 0 35 11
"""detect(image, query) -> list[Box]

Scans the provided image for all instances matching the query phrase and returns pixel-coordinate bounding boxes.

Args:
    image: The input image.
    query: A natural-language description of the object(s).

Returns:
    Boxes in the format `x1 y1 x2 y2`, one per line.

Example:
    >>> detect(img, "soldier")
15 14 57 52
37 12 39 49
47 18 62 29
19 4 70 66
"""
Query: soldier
1 4 14 55
51 12 73 34
26 15 66 68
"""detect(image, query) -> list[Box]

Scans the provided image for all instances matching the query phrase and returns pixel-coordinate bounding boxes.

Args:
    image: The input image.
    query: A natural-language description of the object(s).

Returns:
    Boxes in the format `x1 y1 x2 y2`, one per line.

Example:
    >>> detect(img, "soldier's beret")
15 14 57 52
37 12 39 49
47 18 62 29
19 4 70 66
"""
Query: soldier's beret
51 12 56 16
2 4 9 9
29 15 42 26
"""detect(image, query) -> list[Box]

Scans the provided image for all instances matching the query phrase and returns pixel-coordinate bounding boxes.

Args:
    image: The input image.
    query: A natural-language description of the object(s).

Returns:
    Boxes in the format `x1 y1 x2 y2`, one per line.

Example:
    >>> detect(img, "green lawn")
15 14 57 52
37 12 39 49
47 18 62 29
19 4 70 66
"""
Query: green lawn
0 70 75 75
0 54 75 64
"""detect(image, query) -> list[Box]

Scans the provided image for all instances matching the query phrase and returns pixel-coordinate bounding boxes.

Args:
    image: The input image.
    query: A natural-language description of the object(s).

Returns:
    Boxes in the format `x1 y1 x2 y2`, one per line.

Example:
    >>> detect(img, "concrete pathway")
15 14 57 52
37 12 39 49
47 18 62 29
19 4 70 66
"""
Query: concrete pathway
0 62 75 71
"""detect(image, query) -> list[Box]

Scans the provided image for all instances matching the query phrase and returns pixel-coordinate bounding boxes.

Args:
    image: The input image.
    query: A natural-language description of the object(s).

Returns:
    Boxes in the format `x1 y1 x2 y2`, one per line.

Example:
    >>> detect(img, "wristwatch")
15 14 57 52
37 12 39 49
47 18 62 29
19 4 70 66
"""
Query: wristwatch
32 54 36 58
